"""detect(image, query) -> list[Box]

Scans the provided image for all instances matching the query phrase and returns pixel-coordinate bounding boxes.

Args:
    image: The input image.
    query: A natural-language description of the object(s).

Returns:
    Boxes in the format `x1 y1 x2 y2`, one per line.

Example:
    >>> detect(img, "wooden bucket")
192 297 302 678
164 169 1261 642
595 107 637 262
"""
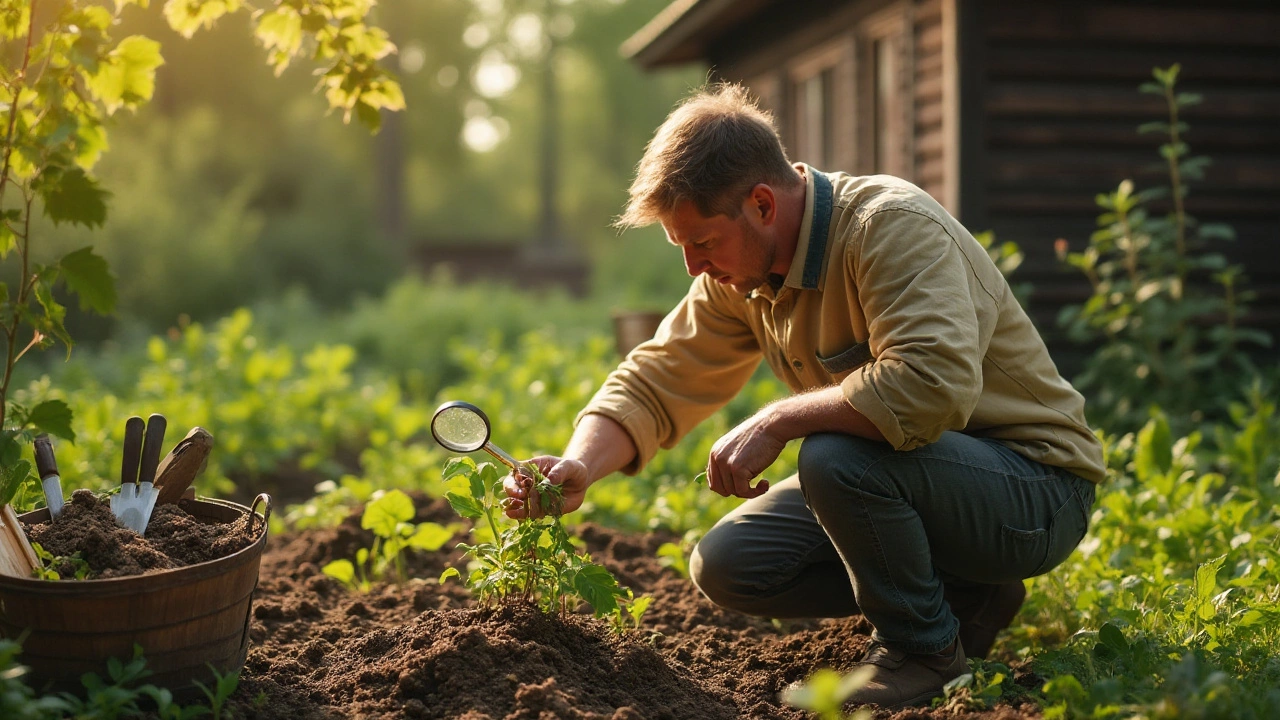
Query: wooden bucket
0 494 272 699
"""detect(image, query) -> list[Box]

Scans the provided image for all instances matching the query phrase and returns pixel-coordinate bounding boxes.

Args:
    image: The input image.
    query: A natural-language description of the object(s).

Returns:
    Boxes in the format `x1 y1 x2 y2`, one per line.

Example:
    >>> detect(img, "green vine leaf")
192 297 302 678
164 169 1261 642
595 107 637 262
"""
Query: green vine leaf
59 246 117 315
39 166 110 228
27 400 75 443
85 35 165 114
0 459 32 507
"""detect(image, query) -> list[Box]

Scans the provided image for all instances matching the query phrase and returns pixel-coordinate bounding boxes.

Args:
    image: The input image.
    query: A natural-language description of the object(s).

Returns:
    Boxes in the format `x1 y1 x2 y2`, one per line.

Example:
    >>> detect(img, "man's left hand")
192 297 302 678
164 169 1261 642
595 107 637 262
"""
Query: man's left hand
706 409 785 499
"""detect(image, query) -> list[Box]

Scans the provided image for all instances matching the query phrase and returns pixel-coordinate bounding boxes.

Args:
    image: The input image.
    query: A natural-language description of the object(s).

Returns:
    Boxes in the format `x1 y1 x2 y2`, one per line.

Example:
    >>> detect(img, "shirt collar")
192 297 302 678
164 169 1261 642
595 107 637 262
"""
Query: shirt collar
782 163 833 291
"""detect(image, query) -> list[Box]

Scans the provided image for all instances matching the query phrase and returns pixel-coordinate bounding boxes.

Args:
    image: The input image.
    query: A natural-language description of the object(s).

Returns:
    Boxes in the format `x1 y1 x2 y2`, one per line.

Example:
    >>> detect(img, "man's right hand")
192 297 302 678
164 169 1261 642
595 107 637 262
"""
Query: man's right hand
501 456 590 520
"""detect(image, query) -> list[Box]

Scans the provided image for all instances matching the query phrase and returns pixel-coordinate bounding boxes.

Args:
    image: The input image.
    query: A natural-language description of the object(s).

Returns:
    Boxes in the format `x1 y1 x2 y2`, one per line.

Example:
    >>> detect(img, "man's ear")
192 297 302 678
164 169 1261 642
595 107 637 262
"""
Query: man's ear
747 183 777 225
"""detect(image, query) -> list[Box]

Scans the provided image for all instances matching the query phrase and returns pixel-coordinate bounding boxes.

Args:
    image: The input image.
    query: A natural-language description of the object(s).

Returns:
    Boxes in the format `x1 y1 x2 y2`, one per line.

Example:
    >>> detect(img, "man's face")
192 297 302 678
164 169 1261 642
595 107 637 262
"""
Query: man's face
661 196 776 295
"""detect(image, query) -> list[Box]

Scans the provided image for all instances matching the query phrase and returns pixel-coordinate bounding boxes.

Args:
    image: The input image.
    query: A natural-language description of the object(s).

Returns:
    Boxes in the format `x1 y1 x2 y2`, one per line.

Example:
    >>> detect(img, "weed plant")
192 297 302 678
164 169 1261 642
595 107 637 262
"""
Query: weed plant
321 489 456 591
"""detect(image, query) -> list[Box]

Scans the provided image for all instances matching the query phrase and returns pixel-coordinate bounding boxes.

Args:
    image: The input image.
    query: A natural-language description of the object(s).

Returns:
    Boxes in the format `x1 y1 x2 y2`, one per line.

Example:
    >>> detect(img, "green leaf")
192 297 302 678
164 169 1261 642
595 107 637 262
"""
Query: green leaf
442 456 475 482
572 563 622 616
1098 622 1128 653
362 489 414 538
59 246 117 315
406 522 453 552
164 0 243 39
322 559 355 585
85 36 165 114
446 491 484 520
255 7 303 58
40 167 110 228
1195 556 1226 621
26 400 75 443
1134 415 1173 481
32 280 72 351
0 459 32 506
439 566 460 583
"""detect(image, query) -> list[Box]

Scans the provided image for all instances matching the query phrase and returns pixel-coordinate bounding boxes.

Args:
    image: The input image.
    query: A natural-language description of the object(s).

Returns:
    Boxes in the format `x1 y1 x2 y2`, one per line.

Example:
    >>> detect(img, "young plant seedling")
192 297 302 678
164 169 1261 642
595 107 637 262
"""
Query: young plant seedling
323 489 455 592
439 456 647 624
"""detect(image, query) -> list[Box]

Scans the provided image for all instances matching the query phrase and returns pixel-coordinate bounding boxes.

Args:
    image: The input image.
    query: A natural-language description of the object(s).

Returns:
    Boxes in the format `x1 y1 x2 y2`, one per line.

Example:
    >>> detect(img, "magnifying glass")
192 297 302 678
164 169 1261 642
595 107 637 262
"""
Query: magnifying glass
430 400 521 473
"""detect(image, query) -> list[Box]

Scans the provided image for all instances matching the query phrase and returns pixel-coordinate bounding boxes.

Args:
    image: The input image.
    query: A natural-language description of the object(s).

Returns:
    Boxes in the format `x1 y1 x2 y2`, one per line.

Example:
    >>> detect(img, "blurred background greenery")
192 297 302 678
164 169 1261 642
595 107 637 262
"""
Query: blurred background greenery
25 0 704 358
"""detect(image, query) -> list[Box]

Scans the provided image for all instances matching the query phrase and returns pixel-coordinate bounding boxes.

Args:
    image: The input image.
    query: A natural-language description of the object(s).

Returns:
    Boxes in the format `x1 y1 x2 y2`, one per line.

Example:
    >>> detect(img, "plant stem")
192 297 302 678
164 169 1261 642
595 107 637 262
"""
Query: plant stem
0 0 38 206
1163 80 1187 275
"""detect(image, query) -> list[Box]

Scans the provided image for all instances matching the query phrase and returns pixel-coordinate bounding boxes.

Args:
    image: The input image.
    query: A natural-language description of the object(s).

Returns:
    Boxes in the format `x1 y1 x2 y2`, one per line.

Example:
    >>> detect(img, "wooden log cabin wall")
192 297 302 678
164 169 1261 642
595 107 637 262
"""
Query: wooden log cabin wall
627 0 1280 353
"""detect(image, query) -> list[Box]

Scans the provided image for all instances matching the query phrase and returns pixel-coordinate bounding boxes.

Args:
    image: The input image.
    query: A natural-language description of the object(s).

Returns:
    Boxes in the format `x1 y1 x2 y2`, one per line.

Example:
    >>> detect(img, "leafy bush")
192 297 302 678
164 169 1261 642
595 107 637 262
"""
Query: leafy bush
1057 65 1272 433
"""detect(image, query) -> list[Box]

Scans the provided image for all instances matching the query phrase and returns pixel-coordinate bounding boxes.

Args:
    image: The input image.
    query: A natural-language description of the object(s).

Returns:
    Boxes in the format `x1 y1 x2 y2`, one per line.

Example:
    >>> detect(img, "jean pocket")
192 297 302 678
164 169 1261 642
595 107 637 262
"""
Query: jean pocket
999 524 1050 578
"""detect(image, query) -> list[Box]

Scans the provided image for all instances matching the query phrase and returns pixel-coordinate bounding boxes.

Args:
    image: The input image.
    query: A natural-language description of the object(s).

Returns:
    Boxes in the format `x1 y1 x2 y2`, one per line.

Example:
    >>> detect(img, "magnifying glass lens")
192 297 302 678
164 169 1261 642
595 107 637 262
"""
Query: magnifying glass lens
432 405 489 452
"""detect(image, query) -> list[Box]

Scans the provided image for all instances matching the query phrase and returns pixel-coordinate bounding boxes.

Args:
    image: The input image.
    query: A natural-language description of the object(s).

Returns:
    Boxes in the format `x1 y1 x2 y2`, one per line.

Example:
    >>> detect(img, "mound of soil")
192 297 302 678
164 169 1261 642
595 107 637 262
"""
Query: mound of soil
228 498 1041 719
23 489 258 579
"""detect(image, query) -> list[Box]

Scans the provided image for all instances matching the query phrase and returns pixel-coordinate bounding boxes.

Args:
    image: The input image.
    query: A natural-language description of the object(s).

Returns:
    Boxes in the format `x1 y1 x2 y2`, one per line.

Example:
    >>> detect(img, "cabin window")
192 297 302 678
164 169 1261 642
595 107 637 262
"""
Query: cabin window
860 4 912 178
785 39 855 171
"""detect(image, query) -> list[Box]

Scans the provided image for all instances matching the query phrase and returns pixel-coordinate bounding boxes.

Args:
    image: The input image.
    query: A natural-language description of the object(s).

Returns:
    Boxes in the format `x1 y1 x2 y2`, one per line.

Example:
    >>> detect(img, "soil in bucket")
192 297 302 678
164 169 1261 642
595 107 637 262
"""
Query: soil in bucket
2 491 270 699
23 489 258 578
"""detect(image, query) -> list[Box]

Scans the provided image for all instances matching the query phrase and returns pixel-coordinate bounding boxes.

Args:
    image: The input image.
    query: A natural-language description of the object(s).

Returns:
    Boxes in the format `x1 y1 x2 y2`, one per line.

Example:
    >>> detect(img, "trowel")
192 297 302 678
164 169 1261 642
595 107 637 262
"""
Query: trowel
111 414 165 534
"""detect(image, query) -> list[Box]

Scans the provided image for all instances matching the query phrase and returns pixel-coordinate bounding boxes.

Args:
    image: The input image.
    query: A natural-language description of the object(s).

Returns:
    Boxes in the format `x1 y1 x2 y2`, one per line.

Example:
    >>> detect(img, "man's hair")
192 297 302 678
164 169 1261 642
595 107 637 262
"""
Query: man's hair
615 83 799 229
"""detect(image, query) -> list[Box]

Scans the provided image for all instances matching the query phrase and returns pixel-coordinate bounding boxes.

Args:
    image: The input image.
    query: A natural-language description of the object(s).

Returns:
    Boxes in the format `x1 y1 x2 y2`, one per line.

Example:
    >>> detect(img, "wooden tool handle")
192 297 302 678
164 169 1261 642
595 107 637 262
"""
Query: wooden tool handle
154 427 214 506
139 413 168 485
121 416 145 485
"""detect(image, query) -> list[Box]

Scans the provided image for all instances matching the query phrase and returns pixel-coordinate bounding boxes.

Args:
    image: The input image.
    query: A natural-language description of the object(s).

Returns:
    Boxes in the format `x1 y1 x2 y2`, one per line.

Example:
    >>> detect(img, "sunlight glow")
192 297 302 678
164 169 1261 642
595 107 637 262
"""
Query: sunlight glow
473 49 519 98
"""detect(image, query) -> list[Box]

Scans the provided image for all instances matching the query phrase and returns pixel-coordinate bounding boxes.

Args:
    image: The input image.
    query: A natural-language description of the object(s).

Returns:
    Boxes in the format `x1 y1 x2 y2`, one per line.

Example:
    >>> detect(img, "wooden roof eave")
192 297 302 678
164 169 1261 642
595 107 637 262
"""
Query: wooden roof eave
621 0 775 69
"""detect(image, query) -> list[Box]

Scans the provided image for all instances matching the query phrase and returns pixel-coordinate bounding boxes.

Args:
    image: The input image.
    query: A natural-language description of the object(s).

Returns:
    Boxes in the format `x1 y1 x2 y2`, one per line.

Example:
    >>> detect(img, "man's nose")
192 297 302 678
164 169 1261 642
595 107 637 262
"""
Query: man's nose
683 246 708 277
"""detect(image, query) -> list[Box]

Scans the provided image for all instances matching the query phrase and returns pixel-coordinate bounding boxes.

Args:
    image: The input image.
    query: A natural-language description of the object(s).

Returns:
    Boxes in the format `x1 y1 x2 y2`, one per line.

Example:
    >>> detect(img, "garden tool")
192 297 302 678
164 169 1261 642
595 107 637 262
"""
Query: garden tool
153 427 214 506
34 434 64 518
0 504 39 577
111 414 166 534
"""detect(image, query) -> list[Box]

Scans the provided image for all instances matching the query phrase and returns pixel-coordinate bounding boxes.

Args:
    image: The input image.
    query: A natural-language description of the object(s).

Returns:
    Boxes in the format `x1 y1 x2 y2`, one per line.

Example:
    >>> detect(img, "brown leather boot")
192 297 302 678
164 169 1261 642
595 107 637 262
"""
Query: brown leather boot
846 639 968 709
946 580 1026 660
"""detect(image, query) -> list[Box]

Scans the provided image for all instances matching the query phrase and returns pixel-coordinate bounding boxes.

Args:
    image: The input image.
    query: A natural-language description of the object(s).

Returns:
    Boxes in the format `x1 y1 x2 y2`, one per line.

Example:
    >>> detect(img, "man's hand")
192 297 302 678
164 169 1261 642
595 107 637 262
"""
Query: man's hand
706 409 786 499
501 456 590 520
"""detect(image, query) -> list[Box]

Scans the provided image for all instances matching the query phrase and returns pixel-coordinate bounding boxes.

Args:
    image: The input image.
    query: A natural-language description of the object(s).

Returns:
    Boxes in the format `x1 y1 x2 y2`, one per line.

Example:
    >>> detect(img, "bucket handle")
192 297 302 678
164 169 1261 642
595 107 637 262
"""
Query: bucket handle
250 493 273 534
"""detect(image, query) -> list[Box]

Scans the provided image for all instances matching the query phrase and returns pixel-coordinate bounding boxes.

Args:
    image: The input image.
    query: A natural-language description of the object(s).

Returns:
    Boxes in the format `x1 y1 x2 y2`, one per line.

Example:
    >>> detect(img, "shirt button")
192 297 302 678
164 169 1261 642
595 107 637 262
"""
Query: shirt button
792 359 804 372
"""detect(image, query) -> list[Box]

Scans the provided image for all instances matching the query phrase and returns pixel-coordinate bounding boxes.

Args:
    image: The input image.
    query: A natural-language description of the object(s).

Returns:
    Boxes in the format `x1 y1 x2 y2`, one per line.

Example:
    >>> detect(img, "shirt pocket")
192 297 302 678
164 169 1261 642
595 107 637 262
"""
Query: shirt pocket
816 341 873 380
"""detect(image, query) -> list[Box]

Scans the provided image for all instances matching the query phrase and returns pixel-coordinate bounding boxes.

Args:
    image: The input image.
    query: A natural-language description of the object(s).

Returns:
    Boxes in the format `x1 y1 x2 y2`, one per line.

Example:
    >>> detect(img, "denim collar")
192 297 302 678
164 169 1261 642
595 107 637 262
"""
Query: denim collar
782 164 833 291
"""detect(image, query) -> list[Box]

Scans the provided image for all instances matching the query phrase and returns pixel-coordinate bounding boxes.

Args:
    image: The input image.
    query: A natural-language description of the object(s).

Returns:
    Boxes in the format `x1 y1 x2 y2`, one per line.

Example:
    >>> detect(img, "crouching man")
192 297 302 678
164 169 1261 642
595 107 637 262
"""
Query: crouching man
503 84 1102 709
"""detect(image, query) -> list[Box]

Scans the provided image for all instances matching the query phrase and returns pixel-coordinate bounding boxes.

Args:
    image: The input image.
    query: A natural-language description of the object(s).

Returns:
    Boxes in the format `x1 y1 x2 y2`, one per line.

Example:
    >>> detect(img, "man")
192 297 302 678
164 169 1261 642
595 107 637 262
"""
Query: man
503 83 1103 709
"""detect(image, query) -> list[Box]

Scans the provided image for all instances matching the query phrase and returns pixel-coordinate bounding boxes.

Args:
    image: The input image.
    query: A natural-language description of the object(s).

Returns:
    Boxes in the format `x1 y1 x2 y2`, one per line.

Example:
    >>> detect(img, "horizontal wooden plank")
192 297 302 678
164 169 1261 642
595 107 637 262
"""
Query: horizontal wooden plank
987 83 1280 119
915 51 943 76
984 46 1280 85
917 23 944 53
985 3 1280 48
915 130 946 156
986 118 1280 152
916 157 946 181
916 102 944 125
916 75 944 102
914 0 943 24
988 191 1280 219
986 152 1280 192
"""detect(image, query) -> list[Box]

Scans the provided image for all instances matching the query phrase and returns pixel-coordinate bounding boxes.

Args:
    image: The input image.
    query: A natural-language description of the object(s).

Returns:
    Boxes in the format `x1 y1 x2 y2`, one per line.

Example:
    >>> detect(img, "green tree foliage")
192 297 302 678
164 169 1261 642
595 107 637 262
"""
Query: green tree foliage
1 0 402 500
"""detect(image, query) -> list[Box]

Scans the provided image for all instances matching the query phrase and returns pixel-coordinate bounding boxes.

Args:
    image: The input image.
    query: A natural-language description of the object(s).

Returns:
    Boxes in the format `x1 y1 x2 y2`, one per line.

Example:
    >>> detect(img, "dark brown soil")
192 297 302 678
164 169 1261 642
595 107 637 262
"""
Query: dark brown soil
23 489 258 579
228 498 1041 719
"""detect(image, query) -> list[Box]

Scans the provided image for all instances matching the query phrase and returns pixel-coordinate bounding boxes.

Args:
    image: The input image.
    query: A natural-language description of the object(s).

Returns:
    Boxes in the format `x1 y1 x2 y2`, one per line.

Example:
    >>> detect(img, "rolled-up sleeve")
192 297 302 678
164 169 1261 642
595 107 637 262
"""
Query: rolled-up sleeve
577 275 762 474
840 208 995 449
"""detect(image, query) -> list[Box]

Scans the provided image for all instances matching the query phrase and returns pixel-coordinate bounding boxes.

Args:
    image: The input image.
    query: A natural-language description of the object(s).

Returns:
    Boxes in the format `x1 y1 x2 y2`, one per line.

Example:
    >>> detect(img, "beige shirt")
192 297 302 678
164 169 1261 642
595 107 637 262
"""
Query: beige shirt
581 166 1105 483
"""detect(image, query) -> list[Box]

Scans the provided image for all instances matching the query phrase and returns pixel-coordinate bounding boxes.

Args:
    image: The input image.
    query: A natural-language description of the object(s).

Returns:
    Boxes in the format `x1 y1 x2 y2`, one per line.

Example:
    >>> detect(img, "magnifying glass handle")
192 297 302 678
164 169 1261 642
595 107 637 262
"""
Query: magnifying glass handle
483 441 521 474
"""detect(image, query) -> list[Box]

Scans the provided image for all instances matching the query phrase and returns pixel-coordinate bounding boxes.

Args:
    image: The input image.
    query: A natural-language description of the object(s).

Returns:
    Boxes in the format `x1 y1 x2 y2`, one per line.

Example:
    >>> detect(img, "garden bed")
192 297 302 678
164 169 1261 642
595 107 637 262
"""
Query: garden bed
230 498 1041 719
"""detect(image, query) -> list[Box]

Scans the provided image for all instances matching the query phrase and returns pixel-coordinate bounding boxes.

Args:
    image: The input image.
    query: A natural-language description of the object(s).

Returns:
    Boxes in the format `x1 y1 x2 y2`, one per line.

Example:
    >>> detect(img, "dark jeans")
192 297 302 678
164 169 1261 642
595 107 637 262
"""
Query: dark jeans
688 431 1096 654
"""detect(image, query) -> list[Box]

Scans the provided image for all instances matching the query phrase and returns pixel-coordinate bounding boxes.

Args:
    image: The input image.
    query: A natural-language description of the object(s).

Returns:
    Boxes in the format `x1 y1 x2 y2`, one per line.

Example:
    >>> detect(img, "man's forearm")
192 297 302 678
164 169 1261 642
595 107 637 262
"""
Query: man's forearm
762 385 886 444
565 413 639 484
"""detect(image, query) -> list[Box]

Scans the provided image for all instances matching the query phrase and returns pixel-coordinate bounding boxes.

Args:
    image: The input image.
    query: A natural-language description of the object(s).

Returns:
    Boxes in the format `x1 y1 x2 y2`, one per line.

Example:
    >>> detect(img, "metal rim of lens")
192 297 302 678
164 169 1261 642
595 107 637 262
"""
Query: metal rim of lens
430 400 491 452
